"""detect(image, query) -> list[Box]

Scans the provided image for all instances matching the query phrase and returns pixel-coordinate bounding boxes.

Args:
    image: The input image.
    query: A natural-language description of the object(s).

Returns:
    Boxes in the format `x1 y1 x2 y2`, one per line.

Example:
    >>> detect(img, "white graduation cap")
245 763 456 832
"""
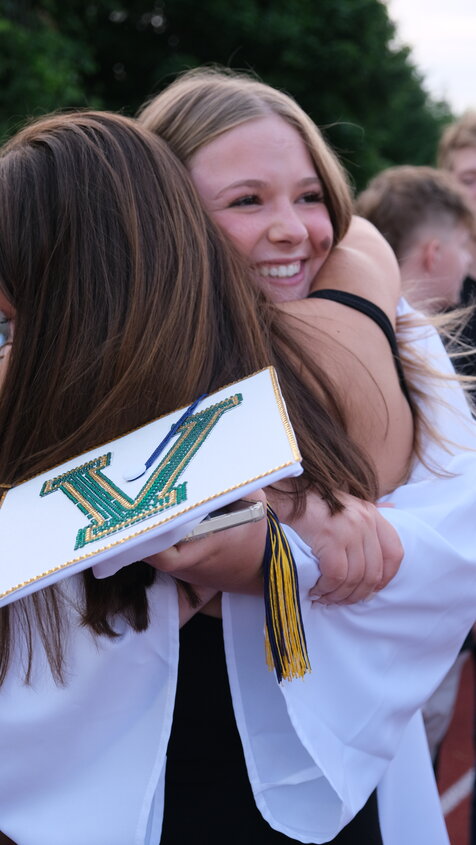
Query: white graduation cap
0 367 302 609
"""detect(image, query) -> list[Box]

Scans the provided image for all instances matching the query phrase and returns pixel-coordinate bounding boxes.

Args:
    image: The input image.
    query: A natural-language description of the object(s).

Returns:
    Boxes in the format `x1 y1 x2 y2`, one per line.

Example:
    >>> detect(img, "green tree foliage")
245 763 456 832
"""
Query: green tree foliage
0 1 96 139
0 0 453 188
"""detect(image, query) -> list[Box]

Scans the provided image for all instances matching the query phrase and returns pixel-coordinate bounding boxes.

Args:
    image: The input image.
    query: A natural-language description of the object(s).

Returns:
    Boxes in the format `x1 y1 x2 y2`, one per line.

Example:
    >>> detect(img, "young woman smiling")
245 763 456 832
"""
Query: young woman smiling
139 67 476 844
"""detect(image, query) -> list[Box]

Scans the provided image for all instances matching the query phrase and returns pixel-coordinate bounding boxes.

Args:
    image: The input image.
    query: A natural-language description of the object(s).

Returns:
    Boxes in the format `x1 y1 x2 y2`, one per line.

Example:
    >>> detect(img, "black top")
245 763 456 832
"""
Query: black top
161 613 382 844
460 276 476 352
307 289 411 405
455 275 476 394
162 291 396 844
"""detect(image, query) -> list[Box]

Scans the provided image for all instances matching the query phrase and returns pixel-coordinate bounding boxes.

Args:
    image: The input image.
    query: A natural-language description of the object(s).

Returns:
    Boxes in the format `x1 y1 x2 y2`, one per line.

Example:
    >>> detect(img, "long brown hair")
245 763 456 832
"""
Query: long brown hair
0 111 377 683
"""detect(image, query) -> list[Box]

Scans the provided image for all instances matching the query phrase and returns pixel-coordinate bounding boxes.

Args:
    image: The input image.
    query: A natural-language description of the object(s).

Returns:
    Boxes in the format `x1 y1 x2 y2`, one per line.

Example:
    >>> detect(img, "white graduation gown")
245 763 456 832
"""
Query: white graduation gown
0 575 179 845
2 510 470 845
1 301 475 843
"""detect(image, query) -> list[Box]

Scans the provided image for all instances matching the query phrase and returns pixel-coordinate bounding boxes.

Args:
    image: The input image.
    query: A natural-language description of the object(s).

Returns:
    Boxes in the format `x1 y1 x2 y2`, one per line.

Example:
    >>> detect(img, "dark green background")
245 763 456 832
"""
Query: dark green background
0 0 453 190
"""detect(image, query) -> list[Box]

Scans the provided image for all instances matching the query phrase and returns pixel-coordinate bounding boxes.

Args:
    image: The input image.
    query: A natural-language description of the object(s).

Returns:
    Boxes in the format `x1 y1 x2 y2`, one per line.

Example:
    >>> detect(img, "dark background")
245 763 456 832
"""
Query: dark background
0 0 454 190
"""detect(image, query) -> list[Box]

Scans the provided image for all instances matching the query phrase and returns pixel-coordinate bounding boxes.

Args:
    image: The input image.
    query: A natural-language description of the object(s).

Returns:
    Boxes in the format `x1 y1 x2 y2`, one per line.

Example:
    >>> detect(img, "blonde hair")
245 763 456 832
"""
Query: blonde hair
139 67 352 246
438 111 476 170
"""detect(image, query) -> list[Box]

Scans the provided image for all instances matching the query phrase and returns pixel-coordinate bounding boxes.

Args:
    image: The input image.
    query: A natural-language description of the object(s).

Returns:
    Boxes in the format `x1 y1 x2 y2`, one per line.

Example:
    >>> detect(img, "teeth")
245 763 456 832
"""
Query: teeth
258 262 301 278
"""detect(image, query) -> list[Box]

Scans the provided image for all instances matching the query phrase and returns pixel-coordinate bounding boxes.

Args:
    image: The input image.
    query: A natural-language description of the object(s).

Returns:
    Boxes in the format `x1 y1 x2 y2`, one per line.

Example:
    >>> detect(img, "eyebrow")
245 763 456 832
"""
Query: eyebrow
215 175 322 199
215 179 265 199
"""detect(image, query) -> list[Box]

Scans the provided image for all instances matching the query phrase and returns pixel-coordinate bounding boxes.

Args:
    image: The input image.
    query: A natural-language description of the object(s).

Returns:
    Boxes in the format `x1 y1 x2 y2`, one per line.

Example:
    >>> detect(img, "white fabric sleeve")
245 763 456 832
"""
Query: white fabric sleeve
223 497 476 843
223 302 476 843
0 574 179 845
377 711 450 845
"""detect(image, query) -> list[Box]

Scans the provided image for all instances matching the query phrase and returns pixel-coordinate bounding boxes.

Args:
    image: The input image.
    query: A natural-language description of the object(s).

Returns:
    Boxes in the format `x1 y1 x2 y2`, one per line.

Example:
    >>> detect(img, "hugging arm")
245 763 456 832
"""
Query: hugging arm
266 217 410 601
151 220 411 607
268 487 403 604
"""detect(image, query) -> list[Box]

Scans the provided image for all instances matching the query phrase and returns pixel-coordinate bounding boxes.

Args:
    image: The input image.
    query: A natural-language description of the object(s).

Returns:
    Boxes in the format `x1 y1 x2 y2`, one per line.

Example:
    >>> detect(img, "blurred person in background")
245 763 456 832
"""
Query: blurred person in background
355 165 474 314
438 110 476 845
438 112 476 225
438 112 476 387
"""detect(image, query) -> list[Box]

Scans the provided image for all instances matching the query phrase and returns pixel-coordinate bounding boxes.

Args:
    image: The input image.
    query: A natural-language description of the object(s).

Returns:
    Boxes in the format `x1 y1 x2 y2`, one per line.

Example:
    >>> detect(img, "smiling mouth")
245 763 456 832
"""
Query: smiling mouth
257 261 302 279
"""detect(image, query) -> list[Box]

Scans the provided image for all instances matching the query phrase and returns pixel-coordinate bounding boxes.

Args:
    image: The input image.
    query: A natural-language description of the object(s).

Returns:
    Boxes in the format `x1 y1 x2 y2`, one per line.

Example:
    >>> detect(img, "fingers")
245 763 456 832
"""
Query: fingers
310 554 357 604
144 530 231 574
338 526 384 604
375 511 404 590
312 525 383 604
309 555 348 598
145 498 268 595
307 496 402 606
145 545 182 572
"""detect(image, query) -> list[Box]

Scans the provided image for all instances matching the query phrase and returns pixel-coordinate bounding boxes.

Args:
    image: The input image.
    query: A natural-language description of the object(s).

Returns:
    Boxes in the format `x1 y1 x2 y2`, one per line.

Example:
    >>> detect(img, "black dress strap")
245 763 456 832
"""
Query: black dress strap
308 289 411 404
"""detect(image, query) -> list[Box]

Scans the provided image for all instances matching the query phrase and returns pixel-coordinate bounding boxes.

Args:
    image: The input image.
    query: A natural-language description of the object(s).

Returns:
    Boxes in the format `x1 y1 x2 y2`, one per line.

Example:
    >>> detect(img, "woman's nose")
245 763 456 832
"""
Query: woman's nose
267 205 308 245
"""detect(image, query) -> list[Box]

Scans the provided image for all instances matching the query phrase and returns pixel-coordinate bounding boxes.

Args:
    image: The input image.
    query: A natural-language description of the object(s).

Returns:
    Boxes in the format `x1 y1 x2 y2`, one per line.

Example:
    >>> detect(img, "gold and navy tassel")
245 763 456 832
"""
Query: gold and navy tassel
262 505 311 683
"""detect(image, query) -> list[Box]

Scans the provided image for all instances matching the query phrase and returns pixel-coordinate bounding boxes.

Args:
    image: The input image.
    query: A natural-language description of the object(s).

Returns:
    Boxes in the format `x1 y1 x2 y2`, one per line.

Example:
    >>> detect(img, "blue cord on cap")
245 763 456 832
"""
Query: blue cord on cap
123 393 208 482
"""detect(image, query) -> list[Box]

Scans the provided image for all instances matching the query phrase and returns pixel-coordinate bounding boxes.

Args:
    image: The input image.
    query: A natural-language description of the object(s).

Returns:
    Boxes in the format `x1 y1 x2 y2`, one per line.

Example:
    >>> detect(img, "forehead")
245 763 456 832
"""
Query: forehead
190 114 317 177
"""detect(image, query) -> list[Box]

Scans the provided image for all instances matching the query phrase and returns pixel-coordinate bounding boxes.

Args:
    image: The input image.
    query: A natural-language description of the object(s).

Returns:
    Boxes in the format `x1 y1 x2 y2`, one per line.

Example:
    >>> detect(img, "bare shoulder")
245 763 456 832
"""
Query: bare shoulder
279 217 401 346
309 215 402 323
276 218 413 495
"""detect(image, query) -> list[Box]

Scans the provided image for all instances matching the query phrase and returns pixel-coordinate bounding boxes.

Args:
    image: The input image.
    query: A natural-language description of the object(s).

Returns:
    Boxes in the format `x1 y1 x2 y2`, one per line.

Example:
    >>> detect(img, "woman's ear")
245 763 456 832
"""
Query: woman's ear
0 339 11 389
421 237 441 274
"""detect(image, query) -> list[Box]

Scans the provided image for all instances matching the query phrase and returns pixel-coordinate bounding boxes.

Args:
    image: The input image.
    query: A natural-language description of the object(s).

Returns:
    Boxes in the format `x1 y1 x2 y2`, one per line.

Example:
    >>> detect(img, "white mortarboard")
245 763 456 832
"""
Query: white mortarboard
0 367 302 608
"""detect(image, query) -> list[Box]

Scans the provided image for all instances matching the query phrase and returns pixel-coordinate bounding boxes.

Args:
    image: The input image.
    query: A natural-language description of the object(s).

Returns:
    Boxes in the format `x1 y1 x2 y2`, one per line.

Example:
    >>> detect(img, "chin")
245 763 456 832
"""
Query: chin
266 281 312 304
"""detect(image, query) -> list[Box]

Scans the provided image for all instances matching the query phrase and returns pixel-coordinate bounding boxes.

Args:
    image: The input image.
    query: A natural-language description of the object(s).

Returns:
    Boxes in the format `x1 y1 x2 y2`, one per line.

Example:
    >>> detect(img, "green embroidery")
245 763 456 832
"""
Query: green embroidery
41 393 242 549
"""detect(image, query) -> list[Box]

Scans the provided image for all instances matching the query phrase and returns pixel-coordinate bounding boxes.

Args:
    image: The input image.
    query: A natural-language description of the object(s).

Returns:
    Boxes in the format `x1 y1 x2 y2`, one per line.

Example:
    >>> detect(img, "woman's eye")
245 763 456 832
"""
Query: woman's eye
229 194 261 208
298 191 325 204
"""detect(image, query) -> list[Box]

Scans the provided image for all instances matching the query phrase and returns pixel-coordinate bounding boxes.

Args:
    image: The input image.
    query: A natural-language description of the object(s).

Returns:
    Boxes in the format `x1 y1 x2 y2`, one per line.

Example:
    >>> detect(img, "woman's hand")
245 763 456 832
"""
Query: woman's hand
269 489 403 604
145 490 268 596
308 496 403 604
